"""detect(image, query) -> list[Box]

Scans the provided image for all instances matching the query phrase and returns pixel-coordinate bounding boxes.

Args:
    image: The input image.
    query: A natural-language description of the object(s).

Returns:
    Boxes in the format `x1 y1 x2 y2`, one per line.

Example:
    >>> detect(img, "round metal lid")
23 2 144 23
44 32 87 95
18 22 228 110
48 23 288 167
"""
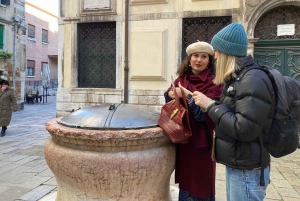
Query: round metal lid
57 103 160 130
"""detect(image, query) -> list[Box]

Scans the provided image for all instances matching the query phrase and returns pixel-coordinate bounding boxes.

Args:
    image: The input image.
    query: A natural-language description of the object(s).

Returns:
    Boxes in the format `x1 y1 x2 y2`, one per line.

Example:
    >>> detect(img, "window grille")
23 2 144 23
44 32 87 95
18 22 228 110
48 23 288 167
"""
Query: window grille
78 22 116 88
254 5 300 40
182 16 232 59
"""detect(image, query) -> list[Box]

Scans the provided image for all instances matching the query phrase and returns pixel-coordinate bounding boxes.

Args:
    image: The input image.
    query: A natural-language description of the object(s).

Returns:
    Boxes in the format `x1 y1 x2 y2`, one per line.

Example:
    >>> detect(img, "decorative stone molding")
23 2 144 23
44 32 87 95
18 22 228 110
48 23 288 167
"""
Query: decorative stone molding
246 0 300 38
130 12 177 21
246 0 261 7
61 17 80 22
182 9 233 18
131 0 168 6
80 0 116 16
247 38 259 57
191 0 219 1
129 29 168 81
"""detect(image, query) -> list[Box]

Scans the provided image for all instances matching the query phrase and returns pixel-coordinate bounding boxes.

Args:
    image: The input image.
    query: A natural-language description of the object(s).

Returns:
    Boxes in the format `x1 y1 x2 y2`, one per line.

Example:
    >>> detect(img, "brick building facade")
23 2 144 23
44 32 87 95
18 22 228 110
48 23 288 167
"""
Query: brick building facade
25 1 58 94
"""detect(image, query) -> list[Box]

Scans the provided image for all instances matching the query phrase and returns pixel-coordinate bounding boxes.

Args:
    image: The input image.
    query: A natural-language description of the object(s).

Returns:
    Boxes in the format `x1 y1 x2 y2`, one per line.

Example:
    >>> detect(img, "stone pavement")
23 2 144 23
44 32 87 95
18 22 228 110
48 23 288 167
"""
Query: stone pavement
0 96 299 201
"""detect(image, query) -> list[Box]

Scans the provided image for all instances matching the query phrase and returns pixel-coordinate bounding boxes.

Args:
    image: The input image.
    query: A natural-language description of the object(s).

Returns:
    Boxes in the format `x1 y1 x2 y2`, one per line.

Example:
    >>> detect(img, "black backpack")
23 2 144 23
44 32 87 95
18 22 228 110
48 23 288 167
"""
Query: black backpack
241 65 300 158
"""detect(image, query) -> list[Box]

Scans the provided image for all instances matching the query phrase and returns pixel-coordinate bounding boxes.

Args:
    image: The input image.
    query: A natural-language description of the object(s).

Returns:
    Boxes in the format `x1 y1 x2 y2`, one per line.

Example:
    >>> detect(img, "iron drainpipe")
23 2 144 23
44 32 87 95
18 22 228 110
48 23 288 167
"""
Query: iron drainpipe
124 0 129 103
13 23 17 89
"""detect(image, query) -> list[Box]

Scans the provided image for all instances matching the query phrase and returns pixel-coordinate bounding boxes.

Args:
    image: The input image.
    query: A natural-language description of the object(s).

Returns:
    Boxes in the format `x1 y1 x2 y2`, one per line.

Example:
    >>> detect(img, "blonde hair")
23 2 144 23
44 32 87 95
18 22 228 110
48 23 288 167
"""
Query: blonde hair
214 52 236 84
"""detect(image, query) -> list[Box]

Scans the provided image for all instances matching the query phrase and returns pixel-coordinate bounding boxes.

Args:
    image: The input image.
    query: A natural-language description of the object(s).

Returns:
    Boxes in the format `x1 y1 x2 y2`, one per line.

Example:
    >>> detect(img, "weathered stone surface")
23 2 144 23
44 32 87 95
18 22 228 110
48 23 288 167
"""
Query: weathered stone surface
45 118 175 201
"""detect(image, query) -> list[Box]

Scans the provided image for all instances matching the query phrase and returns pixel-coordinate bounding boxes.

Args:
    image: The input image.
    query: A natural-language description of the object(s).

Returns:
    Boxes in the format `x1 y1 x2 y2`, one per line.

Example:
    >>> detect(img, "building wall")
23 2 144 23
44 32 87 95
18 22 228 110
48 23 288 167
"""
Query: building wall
0 0 26 110
56 0 300 117
25 1 58 91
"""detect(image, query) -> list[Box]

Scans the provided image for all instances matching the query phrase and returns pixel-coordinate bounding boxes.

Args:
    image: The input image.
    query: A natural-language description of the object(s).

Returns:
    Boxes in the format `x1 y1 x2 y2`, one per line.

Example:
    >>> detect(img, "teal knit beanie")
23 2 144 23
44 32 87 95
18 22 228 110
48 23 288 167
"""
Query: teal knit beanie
211 22 248 57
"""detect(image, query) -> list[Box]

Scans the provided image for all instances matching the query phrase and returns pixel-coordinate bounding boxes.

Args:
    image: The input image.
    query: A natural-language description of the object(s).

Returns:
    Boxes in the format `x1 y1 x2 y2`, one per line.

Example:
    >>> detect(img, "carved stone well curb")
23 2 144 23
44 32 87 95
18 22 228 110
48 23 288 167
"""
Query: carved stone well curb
45 117 175 201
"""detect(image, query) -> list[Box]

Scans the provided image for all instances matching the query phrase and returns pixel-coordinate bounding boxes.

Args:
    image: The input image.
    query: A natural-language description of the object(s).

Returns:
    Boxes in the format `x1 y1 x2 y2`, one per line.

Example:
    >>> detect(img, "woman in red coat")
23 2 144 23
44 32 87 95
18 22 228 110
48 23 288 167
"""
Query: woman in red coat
164 41 223 200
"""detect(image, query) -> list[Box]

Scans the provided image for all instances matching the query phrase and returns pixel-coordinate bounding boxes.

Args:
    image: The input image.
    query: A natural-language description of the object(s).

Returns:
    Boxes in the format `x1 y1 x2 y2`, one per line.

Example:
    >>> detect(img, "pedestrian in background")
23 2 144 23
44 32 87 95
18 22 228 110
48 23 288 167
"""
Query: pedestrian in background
0 80 17 137
165 41 223 200
192 22 275 200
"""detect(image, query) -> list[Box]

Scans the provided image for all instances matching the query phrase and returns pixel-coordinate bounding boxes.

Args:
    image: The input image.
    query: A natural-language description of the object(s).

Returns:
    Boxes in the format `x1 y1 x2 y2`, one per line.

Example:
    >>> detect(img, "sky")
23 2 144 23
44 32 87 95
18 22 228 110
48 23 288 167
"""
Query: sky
26 0 59 16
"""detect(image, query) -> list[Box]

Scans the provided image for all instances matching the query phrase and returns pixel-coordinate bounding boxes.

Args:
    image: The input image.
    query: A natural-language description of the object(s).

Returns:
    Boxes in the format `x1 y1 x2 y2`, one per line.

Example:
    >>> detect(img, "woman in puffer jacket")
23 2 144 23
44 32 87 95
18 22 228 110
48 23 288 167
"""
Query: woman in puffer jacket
0 80 17 137
191 23 276 201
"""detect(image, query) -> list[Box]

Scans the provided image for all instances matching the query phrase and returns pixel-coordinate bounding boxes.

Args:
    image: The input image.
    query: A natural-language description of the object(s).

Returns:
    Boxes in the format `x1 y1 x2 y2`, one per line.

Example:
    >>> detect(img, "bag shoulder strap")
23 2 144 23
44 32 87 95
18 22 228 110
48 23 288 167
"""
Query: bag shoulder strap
173 87 192 134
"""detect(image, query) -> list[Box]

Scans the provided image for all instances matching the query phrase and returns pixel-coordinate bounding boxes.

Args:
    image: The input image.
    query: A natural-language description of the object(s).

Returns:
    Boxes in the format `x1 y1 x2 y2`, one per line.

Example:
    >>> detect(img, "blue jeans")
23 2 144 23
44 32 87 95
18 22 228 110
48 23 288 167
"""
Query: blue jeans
226 166 270 201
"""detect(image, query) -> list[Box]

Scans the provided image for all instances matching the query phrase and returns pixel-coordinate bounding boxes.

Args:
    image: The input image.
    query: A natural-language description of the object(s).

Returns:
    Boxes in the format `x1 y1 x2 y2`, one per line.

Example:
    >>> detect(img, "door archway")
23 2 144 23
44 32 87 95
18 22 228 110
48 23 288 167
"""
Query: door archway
253 5 300 80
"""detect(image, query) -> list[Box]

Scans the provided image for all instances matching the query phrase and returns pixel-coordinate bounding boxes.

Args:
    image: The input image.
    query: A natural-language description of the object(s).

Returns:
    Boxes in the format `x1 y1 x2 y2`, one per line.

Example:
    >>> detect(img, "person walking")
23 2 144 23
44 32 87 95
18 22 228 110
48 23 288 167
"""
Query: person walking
165 41 223 200
192 23 275 200
0 80 17 137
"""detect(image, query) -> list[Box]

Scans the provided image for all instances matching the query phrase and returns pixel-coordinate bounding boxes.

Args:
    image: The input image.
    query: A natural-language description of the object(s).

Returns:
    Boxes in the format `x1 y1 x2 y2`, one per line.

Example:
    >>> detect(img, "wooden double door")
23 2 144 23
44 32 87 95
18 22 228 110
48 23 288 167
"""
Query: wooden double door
254 46 300 81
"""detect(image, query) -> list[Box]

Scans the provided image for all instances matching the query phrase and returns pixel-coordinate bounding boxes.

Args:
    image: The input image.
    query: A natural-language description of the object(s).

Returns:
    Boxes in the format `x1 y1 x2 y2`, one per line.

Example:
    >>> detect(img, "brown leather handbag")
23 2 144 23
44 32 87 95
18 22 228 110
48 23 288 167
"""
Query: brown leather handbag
157 88 192 143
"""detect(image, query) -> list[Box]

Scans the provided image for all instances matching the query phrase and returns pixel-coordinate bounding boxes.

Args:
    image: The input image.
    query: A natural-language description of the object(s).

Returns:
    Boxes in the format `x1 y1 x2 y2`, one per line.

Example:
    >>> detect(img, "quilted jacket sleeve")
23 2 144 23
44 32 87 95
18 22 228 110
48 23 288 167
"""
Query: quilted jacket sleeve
208 69 273 142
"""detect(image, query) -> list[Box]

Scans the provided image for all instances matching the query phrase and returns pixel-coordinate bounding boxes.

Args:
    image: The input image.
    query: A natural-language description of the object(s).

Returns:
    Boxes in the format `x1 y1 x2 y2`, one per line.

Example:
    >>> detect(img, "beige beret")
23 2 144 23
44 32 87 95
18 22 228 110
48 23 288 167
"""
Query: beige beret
186 41 214 56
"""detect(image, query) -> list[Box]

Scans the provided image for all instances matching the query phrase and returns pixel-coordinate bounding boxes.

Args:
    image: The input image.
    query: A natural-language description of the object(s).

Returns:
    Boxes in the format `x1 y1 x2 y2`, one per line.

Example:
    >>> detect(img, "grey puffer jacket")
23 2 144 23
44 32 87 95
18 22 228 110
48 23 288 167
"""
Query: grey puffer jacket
0 88 17 127
208 55 276 170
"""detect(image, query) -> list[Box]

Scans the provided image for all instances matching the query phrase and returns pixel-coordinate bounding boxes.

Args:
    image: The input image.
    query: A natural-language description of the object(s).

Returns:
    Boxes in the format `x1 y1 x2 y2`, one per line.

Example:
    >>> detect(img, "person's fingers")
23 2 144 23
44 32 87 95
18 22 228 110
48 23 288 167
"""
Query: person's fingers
192 91 200 95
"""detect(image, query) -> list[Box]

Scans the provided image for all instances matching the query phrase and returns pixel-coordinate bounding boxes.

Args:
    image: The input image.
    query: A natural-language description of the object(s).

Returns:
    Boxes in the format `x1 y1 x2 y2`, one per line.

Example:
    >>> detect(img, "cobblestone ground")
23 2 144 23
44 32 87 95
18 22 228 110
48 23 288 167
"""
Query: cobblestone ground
0 96 299 201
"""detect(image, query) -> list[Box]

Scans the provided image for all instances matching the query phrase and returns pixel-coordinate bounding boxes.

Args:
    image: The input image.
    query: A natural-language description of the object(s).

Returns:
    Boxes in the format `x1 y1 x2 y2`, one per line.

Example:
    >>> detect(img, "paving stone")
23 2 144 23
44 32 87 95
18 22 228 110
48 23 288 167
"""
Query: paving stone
0 147 21 154
0 161 12 168
17 176 52 189
281 197 300 201
0 163 20 175
21 158 44 167
24 165 49 174
272 179 293 189
4 172 36 184
276 167 294 174
284 175 300 186
270 171 285 180
293 185 300 195
15 156 40 165
275 187 300 198
43 177 57 186
0 153 13 160
0 186 30 201
216 172 226 181
279 162 300 169
0 165 32 181
38 191 57 201
0 184 11 193
2 154 29 162
215 180 226 189
293 168 300 175
266 183 282 200
37 169 54 177
18 185 57 201
270 161 280 168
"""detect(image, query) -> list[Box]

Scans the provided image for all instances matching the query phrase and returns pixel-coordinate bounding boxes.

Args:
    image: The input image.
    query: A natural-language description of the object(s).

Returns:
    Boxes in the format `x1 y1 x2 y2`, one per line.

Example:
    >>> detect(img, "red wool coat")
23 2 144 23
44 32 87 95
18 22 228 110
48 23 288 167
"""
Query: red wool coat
170 68 223 198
